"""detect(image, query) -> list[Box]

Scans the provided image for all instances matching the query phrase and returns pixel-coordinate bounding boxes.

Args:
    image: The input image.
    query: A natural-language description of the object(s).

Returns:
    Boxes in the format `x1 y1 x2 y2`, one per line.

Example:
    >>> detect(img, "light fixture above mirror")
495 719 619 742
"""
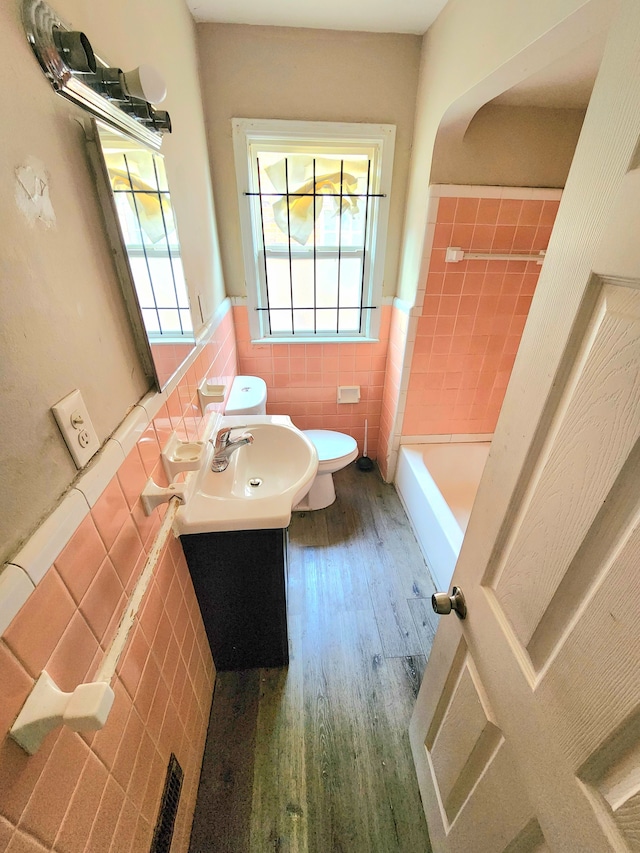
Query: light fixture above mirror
22 0 197 390
23 0 171 150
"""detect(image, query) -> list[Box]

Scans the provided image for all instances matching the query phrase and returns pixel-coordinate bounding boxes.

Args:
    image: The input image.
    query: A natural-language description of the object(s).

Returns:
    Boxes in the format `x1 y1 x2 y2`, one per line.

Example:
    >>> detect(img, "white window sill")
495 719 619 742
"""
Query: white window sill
250 336 380 346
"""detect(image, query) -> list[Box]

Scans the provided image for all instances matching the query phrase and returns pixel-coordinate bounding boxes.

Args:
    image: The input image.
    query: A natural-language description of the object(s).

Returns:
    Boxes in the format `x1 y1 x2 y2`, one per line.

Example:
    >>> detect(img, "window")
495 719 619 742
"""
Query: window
233 119 395 342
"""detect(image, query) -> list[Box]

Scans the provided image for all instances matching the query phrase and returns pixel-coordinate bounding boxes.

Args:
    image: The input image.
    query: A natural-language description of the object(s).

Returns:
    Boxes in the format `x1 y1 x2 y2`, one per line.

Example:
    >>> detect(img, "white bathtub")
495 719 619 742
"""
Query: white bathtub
395 442 490 590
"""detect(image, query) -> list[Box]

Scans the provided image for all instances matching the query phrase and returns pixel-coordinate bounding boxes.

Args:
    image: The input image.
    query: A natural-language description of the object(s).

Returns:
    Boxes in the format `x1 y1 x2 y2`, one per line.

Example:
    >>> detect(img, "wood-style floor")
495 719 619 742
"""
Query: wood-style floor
189 463 437 852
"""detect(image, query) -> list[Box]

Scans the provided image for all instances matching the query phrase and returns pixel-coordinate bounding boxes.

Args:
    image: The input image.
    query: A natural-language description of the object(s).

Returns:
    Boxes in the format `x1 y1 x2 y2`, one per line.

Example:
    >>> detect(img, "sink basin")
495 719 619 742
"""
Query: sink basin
174 415 318 534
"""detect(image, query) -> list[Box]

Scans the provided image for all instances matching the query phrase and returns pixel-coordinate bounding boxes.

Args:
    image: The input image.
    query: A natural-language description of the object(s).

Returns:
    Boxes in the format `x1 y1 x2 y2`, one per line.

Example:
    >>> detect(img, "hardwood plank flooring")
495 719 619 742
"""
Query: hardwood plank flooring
189 464 437 852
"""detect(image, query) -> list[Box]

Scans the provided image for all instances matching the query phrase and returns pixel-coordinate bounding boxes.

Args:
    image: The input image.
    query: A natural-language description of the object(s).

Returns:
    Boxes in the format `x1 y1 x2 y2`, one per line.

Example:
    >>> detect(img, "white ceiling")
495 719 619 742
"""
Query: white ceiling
186 0 450 35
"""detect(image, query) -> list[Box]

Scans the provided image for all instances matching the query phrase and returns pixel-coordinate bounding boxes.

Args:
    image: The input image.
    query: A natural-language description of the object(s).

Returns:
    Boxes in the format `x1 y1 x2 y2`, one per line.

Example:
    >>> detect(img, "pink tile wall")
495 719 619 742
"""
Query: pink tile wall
402 196 559 436
234 305 391 459
0 307 237 853
151 343 198 389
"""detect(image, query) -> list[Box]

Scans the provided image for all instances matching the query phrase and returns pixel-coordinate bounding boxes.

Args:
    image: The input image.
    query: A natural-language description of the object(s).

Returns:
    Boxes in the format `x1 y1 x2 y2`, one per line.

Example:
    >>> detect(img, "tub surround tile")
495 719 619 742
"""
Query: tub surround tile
402 191 560 439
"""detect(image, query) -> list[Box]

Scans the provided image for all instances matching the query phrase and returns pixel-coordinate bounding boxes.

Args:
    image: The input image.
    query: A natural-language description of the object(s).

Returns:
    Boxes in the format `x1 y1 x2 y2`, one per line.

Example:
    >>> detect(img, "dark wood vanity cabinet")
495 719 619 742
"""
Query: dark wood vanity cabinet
179 528 289 671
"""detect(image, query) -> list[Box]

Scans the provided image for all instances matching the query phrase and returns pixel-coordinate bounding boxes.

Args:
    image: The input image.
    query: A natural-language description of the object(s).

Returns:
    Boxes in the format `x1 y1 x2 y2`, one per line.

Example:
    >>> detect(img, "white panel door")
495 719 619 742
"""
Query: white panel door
410 5 640 852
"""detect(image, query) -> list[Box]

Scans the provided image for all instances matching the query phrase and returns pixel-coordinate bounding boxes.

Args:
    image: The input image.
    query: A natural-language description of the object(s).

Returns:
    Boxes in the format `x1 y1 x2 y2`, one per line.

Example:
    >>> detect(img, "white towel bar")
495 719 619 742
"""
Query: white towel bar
445 247 545 264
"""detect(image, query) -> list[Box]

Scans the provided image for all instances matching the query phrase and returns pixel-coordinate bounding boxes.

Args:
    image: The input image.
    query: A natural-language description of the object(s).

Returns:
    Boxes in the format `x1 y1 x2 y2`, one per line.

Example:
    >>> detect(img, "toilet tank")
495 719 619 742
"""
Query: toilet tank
225 375 267 415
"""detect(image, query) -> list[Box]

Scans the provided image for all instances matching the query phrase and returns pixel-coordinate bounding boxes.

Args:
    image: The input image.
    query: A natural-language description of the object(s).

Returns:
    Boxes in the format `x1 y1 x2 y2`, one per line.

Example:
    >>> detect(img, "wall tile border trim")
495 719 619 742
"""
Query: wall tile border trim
0 564 35 636
75 440 127 508
7 489 89 586
0 298 233 638
429 184 564 201
111 406 149 457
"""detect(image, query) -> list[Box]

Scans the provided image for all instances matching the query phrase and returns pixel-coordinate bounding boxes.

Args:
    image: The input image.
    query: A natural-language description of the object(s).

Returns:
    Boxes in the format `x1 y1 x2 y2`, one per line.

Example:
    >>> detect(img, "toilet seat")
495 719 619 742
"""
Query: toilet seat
304 429 358 471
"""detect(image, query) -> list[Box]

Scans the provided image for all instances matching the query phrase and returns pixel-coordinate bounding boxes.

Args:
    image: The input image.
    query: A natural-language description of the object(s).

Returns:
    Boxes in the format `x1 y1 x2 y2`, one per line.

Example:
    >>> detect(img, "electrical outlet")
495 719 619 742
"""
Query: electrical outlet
52 390 100 469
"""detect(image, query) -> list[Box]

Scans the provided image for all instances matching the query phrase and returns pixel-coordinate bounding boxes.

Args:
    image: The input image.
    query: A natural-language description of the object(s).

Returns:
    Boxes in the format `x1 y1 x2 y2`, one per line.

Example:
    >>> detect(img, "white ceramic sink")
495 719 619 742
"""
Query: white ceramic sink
174 415 318 534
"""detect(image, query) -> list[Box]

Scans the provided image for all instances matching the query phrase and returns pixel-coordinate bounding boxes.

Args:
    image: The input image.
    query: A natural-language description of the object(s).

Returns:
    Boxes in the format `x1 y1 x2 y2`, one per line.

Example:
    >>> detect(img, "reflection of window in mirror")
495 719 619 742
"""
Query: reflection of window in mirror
88 121 196 389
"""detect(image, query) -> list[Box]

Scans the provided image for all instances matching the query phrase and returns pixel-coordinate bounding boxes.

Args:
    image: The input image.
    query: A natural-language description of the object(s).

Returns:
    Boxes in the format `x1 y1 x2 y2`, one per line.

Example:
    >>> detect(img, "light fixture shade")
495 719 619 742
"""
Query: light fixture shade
121 64 167 104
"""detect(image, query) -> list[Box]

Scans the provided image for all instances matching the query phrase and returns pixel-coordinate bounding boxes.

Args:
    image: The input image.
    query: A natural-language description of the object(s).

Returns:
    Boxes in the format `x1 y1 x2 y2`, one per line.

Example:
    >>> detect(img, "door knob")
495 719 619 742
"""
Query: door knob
432 586 467 620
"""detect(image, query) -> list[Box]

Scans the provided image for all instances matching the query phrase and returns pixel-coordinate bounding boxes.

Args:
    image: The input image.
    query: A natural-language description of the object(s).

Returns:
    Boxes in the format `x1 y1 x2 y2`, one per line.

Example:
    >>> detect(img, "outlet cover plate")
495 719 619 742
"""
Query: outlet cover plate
52 389 100 469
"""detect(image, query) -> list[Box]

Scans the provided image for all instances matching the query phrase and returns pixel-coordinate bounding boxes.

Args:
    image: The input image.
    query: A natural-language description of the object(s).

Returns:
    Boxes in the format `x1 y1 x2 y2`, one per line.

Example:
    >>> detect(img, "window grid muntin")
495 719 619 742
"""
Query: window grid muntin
250 152 380 338
110 151 189 337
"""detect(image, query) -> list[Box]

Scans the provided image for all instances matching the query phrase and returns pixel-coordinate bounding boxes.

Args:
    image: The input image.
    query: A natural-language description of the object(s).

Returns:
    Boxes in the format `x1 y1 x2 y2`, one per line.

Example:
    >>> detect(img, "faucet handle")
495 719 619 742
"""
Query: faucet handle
211 427 231 448
210 424 250 448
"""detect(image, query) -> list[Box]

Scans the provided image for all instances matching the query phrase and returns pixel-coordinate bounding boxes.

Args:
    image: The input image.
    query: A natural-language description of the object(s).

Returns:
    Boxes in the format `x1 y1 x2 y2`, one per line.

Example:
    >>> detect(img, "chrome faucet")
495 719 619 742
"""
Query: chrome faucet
209 426 254 472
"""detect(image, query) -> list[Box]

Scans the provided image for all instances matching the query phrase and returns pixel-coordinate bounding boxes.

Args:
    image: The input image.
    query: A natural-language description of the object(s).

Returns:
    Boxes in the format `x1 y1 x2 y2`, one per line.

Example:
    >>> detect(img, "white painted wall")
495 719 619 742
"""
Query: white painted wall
0 0 225 564
196 24 422 298
397 0 616 302
432 104 586 188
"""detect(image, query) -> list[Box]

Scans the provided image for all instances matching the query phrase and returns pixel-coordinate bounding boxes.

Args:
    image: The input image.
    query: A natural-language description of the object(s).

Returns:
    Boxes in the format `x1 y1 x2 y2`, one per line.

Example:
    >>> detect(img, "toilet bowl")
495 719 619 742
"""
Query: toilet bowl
224 376 358 511
293 429 358 511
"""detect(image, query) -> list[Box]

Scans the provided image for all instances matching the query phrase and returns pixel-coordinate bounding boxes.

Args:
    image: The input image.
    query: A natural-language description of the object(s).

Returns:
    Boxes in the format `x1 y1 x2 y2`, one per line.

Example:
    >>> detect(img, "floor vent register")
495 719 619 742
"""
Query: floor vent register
150 753 184 853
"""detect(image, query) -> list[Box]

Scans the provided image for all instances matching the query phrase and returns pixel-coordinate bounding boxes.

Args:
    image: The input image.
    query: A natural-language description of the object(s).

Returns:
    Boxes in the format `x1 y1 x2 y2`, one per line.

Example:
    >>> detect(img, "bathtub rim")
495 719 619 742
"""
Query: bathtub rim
394 440 490 591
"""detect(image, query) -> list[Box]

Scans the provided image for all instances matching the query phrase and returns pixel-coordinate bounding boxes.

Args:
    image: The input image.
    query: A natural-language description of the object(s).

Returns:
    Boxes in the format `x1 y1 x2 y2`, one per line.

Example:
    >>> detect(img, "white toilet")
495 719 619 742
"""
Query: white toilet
225 375 359 511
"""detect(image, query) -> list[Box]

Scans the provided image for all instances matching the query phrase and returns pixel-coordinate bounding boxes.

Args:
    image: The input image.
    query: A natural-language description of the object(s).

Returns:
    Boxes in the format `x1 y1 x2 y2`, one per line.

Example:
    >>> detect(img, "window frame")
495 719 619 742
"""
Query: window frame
232 118 395 344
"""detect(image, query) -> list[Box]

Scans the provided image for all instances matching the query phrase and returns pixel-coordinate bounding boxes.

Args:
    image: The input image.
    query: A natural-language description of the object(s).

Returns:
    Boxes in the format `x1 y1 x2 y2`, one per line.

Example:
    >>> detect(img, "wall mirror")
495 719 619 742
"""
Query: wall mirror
87 120 196 389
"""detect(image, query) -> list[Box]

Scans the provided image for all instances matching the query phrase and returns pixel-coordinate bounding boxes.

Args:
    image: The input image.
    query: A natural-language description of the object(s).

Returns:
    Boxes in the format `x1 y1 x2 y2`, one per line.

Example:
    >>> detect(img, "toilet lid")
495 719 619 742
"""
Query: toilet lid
304 429 357 462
